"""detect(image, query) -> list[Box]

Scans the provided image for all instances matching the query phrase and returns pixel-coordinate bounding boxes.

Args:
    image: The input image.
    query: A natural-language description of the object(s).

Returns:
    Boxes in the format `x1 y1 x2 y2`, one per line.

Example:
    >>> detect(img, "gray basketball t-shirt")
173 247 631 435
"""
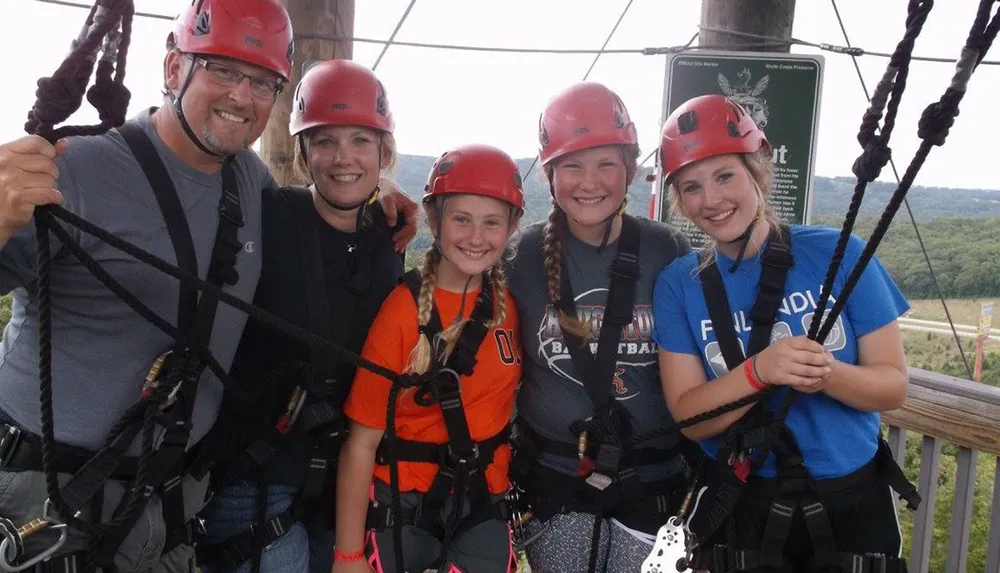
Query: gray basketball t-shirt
509 216 692 480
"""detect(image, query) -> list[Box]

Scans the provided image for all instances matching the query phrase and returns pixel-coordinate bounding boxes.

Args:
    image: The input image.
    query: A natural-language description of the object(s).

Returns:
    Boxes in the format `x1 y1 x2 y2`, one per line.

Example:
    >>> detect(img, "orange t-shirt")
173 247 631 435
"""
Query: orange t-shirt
343 281 522 494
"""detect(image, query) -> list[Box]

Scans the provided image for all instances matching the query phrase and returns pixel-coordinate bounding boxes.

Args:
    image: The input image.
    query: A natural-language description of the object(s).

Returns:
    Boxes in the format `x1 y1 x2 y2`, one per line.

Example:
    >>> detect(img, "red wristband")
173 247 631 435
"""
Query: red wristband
334 548 365 563
744 357 767 391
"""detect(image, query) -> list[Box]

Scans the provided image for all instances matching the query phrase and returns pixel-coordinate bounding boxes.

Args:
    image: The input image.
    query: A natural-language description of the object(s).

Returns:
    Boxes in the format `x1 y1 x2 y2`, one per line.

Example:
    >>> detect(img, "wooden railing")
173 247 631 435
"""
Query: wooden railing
883 367 1000 573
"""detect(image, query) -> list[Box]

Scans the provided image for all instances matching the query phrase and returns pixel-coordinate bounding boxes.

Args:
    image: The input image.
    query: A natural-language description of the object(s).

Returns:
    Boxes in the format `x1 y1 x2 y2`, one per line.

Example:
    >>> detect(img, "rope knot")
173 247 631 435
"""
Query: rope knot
28 76 85 129
851 141 892 182
918 91 961 147
86 80 131 127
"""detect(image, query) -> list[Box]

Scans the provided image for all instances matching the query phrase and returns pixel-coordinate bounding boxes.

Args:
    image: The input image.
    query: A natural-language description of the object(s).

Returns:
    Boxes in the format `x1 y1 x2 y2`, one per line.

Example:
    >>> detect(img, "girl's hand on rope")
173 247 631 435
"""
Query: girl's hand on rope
0 135 67 233
755 335 832 393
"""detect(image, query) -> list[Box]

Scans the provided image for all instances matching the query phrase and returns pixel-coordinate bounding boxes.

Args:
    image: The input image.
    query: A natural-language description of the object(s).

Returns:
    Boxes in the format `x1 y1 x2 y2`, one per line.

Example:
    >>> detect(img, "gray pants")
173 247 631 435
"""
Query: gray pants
522 511 653 573
0 469 210 573
367 481 513 573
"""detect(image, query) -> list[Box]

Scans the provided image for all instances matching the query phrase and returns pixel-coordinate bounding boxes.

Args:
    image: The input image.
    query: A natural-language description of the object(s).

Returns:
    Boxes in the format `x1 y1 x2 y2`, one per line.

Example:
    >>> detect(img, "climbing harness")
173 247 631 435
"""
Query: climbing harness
511 215 690 572
193 186 397 572
370 269 510 573
684 226 916 572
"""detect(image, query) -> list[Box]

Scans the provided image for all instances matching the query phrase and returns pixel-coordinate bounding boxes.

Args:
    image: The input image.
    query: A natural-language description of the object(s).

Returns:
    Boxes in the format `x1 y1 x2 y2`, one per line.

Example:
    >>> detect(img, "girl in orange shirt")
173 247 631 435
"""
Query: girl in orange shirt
333 144 525 573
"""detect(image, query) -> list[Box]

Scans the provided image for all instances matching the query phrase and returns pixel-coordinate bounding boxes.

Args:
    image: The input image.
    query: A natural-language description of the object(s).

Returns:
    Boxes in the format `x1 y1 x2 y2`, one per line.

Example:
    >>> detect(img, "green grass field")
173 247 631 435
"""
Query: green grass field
902 298 998 386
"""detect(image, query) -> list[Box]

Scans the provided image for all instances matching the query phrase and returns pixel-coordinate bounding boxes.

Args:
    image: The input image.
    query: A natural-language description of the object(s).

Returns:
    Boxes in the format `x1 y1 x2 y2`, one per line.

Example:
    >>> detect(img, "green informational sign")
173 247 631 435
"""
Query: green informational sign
656 51 824 247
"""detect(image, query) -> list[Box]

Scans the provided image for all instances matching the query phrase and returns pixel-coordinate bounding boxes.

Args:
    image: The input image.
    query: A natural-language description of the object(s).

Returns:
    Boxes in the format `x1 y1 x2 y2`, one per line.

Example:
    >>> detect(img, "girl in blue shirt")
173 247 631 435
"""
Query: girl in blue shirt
650 94 915 573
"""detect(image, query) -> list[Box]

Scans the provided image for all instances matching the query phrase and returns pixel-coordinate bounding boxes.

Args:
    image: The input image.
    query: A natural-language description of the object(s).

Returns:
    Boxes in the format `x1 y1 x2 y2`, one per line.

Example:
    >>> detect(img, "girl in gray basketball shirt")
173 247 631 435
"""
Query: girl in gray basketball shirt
506 82 694 573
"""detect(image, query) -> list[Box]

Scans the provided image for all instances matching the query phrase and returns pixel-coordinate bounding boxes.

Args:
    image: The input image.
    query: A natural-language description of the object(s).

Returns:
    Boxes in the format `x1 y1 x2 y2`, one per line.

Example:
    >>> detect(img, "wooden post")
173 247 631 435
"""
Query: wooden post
699 0 796 53
260 0 355 186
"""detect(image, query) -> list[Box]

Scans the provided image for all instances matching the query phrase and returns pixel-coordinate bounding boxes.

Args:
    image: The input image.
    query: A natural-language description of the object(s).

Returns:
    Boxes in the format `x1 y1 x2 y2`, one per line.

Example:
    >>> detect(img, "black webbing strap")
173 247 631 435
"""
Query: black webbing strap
394 270 497 548
195 503 307 568
558 215 641 412
403 269 494 378
119 119 200 332
88 120 244 563
554 215 641 507
375 425 510 468
687 224 793 547
282 187 336 374
702 544 905 573
699 223 793 368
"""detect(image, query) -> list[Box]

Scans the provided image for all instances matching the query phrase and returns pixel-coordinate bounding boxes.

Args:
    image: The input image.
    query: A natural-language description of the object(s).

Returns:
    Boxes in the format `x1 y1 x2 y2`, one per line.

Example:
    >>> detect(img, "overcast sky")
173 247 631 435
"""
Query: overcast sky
4 0 998 190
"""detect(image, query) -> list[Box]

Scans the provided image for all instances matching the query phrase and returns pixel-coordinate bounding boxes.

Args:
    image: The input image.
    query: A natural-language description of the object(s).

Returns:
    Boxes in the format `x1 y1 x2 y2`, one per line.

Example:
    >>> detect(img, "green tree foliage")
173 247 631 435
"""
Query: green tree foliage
812 215 1000 300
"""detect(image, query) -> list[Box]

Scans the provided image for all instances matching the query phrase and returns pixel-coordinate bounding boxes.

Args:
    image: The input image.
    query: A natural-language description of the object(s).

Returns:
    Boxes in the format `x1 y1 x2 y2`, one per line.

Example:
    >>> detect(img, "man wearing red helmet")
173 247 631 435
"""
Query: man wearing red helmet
651 94 915 572
336 144 525 573
0 2 394 572
507 82 694 573
194 59 406 573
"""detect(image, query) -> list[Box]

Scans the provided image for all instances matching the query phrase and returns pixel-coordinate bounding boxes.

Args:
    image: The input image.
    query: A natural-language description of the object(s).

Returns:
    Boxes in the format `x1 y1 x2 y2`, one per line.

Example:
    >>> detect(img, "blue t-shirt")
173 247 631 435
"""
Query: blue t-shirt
651 225 909 479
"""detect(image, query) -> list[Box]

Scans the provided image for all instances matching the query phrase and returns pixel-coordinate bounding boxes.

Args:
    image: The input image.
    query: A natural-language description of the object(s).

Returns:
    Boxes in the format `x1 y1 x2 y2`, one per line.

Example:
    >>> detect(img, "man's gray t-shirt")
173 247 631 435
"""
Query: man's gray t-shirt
509 217 692 480
0 109 273 451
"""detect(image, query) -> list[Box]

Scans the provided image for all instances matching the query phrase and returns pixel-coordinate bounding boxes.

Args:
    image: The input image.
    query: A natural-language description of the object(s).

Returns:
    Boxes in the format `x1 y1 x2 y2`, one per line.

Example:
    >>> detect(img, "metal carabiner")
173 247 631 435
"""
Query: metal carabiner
0 518 68 572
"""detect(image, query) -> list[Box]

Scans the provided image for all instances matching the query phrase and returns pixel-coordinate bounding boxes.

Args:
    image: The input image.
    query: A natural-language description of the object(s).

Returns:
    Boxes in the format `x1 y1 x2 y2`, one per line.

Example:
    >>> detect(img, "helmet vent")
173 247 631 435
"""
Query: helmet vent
677 111 698 135
194 11 210 36
727 120 743 138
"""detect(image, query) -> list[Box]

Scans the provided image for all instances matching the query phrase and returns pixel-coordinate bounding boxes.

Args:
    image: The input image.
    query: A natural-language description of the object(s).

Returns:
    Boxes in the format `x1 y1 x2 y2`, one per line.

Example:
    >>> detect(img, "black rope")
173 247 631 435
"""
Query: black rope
25 0 132 141
830 0 975 380
39 211 237 388
813 0 998 345
807 0 933 343
41 204 402 384
756 0 999 477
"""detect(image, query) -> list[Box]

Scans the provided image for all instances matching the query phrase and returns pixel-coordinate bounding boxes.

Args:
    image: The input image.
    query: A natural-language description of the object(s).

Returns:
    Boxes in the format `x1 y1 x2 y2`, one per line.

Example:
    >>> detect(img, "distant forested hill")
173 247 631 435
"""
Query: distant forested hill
394 155 1000 299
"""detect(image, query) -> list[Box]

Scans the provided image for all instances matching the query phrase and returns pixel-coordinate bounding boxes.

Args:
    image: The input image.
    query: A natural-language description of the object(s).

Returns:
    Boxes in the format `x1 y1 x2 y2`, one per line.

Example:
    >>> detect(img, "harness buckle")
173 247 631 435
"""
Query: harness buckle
0 425 22 469
858 552 887 573
609 252 640 280
446 442 480 470
762 241 794 270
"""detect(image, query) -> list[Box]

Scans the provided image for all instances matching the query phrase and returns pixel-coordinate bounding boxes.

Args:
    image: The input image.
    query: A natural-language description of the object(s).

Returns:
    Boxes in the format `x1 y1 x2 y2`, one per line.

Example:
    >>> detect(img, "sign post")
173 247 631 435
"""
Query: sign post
654 51 824 247
974 301 993 382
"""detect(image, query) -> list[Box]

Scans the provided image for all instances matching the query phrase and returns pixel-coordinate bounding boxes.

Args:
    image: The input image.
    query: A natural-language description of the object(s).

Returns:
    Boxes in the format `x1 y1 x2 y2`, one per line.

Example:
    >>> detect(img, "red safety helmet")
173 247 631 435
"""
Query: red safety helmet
289 59 394 137
659 94 769 183
424 144 525 214
537 82 638 167
171 0 294 81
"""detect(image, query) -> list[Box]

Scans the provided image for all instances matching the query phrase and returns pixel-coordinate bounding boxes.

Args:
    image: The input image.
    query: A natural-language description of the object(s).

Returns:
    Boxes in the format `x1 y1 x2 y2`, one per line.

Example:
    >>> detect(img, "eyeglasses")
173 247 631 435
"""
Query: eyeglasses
189 56 284 100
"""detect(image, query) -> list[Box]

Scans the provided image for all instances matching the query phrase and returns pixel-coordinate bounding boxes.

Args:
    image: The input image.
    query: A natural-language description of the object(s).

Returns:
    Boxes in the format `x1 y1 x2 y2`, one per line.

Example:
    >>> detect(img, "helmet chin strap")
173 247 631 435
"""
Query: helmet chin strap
722 178 769 272
723 218 758 272
595 201 626 254
170 65 227 158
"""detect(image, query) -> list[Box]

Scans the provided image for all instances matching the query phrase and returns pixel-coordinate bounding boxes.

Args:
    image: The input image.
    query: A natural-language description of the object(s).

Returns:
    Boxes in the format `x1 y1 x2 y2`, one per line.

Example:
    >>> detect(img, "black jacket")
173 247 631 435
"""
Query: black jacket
210 185 404 485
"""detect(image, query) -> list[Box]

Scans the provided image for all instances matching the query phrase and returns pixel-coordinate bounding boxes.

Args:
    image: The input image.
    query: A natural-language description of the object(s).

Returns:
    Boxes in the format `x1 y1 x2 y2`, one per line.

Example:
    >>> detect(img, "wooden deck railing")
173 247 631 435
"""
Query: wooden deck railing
883 367 1000 573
